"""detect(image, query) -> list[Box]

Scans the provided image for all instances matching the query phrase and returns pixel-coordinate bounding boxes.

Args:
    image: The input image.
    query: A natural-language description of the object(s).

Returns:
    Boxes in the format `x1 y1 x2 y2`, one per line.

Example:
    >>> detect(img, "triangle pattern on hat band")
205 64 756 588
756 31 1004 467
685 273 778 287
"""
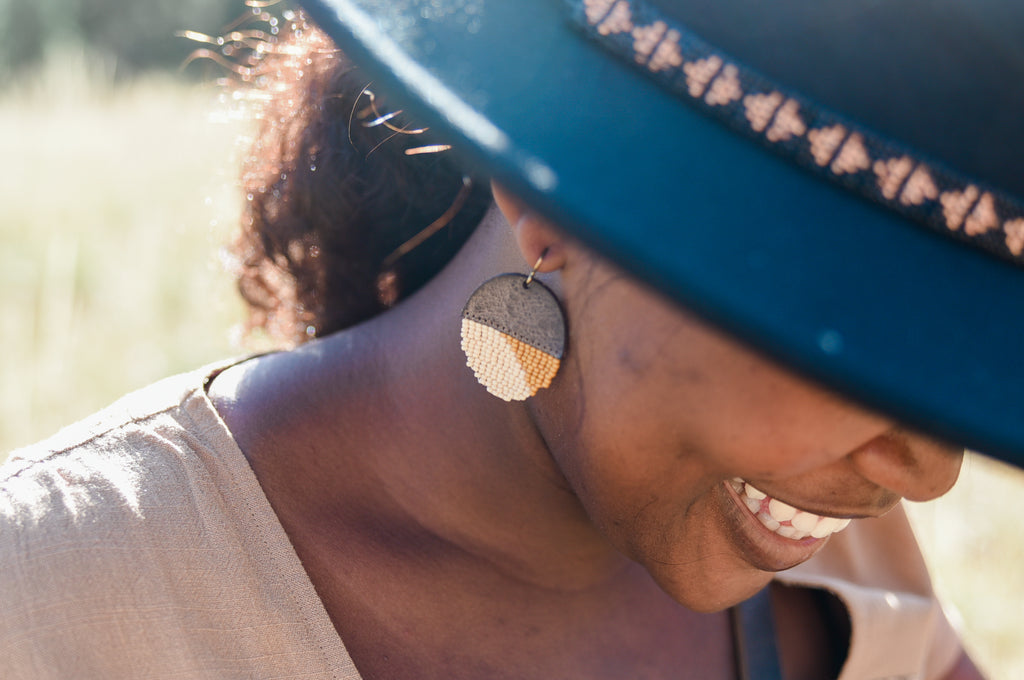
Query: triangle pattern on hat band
570 0 1024 263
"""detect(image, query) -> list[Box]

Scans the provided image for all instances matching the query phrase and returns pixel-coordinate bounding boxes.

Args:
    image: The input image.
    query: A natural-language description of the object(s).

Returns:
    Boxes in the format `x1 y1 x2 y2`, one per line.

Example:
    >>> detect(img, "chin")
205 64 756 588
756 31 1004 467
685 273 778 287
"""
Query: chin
646 560 775 613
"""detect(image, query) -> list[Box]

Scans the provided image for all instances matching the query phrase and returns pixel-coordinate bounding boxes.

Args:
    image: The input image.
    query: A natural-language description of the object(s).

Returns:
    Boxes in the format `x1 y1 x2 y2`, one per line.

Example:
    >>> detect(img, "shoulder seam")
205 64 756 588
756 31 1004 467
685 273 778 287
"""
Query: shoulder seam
1 387 200 486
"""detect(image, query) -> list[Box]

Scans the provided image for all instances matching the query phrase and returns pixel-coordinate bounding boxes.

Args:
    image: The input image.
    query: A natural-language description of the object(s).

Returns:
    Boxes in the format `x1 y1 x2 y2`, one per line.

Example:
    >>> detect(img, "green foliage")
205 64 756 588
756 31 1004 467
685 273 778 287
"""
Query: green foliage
0 0 244 78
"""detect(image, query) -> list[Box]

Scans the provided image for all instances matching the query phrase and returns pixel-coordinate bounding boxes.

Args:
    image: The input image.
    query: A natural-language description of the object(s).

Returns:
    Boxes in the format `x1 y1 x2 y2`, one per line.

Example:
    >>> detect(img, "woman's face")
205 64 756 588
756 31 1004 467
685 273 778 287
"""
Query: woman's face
532 247 963 612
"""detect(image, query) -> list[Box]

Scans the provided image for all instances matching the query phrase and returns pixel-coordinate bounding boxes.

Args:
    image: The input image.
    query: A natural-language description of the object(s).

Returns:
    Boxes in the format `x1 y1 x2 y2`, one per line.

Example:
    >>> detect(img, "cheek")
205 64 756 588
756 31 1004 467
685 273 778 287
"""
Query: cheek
564 358 884 530
570 349 835 483
697 383 886 481
560 264 880 478
634 344 883 481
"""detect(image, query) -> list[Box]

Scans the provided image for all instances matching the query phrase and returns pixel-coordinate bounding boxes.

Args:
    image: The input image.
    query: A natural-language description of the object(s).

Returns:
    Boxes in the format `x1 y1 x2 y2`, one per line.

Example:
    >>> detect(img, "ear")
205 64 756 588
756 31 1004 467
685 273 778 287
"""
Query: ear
491 183 568 273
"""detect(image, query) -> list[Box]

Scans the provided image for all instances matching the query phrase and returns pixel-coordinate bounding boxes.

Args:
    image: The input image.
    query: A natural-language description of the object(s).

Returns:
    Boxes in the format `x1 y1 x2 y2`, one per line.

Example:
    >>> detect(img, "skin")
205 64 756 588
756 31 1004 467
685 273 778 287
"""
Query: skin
209 186 982 679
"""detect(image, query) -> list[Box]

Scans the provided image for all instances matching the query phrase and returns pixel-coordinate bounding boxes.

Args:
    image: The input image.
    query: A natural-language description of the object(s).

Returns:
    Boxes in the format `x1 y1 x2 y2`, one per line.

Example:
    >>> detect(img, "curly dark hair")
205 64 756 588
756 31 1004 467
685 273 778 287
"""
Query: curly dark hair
229 12 491 345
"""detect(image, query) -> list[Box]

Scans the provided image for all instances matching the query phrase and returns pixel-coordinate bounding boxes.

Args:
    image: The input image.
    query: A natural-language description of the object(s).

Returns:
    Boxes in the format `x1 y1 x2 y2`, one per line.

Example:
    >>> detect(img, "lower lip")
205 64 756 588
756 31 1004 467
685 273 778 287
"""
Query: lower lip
719 480 828 572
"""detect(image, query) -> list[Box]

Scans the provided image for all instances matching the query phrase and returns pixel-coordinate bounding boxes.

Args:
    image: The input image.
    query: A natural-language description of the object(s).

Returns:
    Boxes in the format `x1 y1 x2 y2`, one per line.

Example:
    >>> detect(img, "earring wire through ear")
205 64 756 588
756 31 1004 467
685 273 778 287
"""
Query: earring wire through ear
524 248 549 288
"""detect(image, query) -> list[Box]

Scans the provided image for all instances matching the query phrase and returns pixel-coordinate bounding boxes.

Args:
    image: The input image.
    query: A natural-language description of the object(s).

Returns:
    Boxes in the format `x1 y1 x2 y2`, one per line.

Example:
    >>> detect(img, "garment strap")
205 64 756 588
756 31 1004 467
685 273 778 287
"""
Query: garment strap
730 586 783 680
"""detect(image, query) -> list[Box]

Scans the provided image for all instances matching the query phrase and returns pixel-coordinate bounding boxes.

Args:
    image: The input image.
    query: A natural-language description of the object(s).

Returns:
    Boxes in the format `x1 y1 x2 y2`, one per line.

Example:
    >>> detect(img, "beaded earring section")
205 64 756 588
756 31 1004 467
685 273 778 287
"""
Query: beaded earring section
460 273 567 401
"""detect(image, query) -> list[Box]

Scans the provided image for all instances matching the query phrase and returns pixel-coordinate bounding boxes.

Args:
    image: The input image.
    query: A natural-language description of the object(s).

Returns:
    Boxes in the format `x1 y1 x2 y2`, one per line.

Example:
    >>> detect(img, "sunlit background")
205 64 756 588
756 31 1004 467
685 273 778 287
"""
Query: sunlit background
1 0 1022 677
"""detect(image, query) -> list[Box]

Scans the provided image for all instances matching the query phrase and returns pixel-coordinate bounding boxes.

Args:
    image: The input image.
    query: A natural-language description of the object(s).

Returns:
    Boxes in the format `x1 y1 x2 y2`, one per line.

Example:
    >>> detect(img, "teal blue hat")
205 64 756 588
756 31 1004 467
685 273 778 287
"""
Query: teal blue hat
298 0 1024 468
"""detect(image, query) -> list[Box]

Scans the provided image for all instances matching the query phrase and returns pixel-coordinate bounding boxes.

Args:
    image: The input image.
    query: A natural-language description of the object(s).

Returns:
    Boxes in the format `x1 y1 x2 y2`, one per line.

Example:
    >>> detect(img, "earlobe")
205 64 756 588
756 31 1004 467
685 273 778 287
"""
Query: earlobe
491 182 568 273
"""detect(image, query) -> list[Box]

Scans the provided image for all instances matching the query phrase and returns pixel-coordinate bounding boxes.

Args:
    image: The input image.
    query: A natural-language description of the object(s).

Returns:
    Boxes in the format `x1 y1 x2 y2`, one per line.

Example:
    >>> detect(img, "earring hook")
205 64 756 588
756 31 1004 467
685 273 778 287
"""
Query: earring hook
524 247 549 287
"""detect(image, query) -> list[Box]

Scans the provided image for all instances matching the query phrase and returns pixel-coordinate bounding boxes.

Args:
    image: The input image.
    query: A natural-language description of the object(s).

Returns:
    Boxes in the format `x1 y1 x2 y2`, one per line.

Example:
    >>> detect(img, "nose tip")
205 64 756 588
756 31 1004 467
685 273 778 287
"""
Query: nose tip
848 431 964 502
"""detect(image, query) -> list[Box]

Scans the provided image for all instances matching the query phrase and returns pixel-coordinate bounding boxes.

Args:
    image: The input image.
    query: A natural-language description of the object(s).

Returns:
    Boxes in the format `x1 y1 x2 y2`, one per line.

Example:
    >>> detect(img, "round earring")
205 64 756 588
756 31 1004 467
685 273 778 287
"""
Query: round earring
460 251 567 401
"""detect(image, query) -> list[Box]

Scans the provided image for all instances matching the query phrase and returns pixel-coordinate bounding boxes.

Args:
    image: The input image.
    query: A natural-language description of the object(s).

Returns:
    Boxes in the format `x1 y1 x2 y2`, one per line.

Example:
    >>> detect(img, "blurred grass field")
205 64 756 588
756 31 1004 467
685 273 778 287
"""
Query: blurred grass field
0 54 246 450
1 56 1023 680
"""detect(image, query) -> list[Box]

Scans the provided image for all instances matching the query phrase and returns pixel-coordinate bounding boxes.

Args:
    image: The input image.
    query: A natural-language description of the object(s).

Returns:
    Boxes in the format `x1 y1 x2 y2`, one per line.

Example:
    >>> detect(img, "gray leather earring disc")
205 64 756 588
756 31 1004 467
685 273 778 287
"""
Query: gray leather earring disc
461 274 566 358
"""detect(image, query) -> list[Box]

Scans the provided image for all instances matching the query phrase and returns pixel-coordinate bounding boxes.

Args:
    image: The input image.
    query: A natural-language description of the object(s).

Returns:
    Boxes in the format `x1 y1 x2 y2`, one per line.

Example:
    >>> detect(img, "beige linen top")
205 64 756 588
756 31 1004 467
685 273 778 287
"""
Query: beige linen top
0 362 962 679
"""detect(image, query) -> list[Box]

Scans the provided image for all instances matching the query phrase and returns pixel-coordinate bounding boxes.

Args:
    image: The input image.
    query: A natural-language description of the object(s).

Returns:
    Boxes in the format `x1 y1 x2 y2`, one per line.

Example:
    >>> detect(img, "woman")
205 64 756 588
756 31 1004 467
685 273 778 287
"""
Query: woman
1 0 1016 677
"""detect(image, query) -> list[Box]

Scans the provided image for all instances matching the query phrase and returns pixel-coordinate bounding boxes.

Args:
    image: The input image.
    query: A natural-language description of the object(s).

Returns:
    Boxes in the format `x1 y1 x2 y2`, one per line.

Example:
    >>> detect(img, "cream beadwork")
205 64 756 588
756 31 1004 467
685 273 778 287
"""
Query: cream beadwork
460 319 561 401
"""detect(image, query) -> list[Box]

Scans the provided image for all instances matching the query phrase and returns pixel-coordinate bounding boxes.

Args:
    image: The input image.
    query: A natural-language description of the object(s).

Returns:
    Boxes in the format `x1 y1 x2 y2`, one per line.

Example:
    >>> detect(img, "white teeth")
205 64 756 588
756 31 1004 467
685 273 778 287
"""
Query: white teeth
733 479 854 542
790 511 819 532
776 525 800 539
811 516 841 538
768 498 797 522
744 483 766 500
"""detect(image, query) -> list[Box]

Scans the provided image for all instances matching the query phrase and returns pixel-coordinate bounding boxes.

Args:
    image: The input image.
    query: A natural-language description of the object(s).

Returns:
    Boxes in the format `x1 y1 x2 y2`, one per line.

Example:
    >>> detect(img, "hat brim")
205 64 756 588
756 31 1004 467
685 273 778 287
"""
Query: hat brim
301 0 1024 467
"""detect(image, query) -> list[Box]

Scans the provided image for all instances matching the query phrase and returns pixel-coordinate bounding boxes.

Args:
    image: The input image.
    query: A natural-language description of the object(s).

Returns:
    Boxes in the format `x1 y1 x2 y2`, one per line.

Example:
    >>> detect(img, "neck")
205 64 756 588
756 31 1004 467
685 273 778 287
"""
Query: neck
246 210 630 592
376 213 630 589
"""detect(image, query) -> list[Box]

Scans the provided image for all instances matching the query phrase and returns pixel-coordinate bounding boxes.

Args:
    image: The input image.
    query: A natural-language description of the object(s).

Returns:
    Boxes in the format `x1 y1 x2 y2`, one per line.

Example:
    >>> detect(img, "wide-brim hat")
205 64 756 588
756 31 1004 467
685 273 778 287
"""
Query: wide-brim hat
298 0 1024 468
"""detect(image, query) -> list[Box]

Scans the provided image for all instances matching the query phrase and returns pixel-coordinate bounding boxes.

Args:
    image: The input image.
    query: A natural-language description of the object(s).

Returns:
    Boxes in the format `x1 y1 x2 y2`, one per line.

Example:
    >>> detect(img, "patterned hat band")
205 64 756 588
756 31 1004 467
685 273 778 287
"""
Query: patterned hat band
572 0 1024 265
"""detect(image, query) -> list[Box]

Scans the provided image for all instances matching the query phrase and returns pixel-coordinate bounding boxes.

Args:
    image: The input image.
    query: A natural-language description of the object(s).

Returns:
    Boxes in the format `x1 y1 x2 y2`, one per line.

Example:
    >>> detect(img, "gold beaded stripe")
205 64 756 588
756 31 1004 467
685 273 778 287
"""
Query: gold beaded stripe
461 319 562 401
571 0 1024 264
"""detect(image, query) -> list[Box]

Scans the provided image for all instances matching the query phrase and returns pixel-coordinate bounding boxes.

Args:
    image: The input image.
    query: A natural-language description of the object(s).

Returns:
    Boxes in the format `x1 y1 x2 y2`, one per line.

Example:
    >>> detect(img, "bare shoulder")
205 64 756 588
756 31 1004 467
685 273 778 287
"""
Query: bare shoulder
207 349 340 460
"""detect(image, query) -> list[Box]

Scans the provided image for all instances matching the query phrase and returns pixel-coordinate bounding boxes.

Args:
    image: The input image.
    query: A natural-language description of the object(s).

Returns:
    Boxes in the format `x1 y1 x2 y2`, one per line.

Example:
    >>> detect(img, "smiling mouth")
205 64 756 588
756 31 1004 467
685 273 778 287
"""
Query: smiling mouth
727 479 851 541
